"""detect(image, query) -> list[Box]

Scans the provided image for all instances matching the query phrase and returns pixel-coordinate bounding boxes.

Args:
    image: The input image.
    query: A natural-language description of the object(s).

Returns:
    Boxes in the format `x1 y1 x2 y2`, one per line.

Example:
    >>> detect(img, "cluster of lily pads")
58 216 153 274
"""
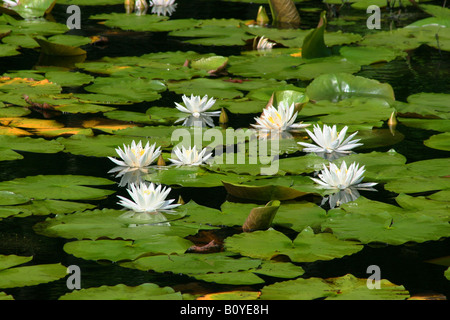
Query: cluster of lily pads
0 0 449 300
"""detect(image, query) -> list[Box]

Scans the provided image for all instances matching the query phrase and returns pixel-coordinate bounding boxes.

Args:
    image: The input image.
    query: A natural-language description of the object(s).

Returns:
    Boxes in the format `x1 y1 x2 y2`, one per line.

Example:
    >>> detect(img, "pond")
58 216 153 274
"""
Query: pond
0 0 449 302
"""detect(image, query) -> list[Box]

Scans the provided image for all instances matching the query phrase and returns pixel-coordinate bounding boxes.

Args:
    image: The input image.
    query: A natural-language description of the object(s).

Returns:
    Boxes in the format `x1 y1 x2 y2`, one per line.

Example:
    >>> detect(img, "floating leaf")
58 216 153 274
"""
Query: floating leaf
424 132 450 151
260 274 409 300
0 255 66 289
84 77 165 103
305 73 395 102
322 211 450 245
131 252 262 275
34 208 210 241
0 175 115 200
59 283 183 300
0 135 64 161
225 227 363 262
63 236 194 262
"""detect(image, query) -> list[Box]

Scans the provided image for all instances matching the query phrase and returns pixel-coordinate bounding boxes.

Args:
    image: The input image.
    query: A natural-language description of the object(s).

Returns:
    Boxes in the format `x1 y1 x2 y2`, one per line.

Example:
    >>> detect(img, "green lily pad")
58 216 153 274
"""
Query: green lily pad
0 191 29 206
0 175 115 200
223 175 321 202
395 93 450 119
0 76 61 98
0 135 64 161
398 118 450 132
63 236 194 262
131 252 262 275
169 20 254 46
0 43 19 57
322 210 450 245
225 227 363 263
260 274 409 300
361 25 450 52
4 0 56 19
44 71 94 87
168 77 288 100
84 77 165 103
34 208 211 241
340 46 404 66
0 254 66 289
57 134 171 158
59 283 183 300
424 132 450 151
384 176 450 194
305 73 395 102
145 166 260 188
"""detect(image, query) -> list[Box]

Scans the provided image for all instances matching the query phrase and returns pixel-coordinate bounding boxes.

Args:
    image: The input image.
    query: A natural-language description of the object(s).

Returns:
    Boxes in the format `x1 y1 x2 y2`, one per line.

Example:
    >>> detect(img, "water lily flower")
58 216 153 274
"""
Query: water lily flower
117 182 180 214
298 124 363 155
175 94 221 120
169 145 212 166
255 36 275 51
2 0 19 8
252 101 310 133
108 140 161 168
311 161 377 190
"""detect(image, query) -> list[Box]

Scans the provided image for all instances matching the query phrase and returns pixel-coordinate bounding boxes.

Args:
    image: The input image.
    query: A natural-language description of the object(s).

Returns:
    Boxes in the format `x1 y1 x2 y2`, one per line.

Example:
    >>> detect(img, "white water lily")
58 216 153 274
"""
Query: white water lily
2 0 19 7
117 182 180 214
255 36 275 51
298 124 363 155
175 94 220 119
169 145 212 166
311 161 377 190
108 141 161 168
252 101 310 132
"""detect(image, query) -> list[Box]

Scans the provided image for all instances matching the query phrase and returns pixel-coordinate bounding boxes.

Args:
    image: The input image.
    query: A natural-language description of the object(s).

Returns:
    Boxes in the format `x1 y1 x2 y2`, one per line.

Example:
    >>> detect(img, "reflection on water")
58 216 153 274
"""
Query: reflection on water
321 186 377 209
108 165 168 187
119 210 171 227
175 114 216 128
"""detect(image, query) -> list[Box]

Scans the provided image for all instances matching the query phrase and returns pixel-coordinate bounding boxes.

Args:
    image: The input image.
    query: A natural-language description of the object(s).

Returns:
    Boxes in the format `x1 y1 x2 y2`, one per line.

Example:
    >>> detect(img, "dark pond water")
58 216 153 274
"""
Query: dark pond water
0 0 449 300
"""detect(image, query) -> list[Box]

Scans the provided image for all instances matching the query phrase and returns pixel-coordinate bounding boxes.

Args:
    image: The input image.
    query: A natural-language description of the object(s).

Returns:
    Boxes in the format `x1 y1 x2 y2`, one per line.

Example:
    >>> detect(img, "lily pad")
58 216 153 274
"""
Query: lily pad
260 274 409 300
34 208 211 241
0 254 66 289
424 132 450 151
59 283 183 300
225 227 363 263
0 199 96 219
63 236 194 262
0 175 115 200
57 134 171 158
322 210 450 245
131 252 262 275
84 77 165 103
0 135 64 161
305 73 395 102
